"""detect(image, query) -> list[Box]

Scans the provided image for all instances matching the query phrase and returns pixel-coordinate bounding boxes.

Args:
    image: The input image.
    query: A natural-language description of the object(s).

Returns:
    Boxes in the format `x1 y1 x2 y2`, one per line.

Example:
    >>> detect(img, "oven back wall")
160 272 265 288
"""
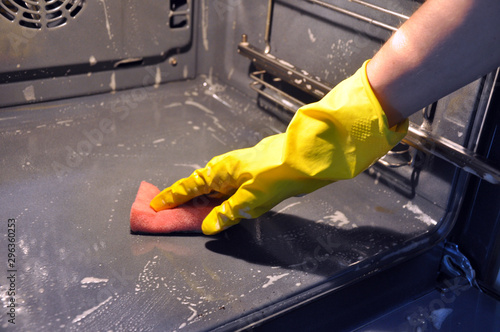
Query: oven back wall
195 0 421 96
0 0 195 107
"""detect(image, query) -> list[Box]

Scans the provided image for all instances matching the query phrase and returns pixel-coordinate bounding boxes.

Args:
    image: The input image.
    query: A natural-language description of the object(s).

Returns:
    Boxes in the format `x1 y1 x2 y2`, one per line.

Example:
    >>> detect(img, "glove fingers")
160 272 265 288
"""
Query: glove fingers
201 204 241 235
201 185 279 235
150 168 223 211
201 176 336 235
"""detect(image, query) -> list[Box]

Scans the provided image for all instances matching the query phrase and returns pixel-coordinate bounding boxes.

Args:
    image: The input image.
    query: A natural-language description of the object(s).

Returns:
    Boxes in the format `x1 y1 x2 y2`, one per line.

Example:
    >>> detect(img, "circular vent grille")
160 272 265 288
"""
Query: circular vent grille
0 0 85 29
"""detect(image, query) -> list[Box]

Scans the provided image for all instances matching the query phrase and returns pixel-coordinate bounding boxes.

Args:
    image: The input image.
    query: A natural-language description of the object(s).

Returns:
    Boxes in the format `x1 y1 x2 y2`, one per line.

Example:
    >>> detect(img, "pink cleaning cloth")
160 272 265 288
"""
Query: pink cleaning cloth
130 181 223 234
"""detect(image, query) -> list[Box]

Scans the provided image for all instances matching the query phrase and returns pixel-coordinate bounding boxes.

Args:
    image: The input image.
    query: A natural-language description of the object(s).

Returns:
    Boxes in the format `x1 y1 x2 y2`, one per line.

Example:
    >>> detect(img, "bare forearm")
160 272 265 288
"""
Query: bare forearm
367 0 500 127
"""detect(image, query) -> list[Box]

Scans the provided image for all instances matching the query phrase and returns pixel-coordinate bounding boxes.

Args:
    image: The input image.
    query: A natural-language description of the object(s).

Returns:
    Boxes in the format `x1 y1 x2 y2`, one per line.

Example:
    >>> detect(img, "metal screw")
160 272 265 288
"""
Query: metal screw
169 57 178 66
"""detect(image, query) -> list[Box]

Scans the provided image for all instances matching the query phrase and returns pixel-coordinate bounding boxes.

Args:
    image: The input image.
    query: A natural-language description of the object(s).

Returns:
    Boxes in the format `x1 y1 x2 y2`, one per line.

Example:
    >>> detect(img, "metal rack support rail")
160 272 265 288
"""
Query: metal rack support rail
307 0 404 32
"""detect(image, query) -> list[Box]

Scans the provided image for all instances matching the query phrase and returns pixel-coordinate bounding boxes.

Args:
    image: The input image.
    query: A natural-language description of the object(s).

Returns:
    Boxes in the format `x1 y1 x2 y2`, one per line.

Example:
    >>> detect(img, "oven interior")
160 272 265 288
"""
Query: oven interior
1 1 499 331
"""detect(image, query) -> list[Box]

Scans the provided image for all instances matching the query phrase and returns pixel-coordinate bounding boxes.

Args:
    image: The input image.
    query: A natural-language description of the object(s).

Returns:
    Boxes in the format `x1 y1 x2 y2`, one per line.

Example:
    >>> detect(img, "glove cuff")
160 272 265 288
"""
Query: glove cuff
284 60 409 180
360 60 409 140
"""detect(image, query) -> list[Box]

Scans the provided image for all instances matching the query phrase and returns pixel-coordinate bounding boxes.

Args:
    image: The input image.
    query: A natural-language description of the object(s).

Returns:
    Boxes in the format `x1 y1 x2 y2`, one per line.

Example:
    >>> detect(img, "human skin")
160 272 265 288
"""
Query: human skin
367 0 500 127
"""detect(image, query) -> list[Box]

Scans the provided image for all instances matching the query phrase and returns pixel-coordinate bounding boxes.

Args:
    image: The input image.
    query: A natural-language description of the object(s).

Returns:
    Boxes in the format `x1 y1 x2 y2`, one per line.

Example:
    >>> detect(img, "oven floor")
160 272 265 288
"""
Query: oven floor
0 75 444 331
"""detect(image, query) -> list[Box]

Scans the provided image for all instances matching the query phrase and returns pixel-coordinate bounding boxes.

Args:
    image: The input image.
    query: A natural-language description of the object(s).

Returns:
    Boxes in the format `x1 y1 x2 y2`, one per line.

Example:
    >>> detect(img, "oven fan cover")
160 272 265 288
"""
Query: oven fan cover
0 0 85 29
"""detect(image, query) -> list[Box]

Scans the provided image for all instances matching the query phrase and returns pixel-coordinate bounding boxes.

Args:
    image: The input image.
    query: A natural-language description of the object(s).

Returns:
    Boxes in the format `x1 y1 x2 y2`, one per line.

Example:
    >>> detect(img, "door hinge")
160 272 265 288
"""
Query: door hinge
440 242 480 290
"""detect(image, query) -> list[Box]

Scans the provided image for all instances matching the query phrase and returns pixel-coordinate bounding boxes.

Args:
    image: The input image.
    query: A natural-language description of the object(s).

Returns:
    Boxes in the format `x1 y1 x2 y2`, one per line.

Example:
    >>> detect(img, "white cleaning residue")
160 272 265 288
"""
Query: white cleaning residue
201 0 209 51
272 202 301 216
307 28 317 43
262 273 289 288
323 211 350 227
174 163 202 170
72 296 112 323
99 0 113 40
164 102 183 109
154 66 161 88
23 85 36 101
403 201 437 226
109 72 116 91
210 133 226 146
56 119 73 126
80 277 109 285
185 100 214 114
187 306 197 321
153 138 165 144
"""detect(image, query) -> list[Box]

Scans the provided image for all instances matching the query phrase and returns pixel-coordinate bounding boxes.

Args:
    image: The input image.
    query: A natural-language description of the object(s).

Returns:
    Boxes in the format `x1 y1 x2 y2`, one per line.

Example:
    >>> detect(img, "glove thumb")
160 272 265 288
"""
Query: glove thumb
201 193 254 235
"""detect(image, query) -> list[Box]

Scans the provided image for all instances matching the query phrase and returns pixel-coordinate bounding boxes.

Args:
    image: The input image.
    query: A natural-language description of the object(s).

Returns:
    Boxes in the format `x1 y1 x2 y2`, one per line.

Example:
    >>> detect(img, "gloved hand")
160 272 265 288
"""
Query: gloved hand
150 61 408 235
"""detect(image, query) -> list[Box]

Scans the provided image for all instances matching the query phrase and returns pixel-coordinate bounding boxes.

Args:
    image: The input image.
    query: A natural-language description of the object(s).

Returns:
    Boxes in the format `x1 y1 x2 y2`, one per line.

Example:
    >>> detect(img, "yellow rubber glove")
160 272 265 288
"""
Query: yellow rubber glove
151 61 408 235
